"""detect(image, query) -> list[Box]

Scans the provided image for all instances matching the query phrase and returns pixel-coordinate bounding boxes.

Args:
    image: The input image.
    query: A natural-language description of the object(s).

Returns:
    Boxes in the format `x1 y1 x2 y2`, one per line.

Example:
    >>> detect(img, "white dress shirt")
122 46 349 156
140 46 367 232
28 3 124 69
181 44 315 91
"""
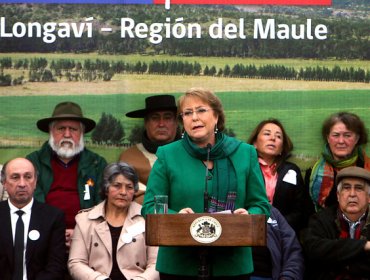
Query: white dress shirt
9 198 34 280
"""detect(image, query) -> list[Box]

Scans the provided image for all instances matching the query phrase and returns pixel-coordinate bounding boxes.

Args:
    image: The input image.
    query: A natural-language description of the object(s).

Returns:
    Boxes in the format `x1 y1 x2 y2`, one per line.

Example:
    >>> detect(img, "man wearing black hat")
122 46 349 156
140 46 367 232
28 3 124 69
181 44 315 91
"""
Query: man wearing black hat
119 95 179 204
303 166 370 279
26 101 107 249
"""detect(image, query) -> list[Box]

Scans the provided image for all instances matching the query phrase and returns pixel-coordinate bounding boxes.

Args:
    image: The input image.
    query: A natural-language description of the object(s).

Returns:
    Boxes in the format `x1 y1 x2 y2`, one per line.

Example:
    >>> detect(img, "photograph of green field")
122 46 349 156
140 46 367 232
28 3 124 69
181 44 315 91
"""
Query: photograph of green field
0 87 369 170
0 2 369 172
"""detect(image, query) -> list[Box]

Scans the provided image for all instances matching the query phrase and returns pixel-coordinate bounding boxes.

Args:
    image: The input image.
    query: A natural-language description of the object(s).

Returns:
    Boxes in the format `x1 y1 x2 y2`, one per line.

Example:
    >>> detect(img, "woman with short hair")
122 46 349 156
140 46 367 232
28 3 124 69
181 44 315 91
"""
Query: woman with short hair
68 162 159 280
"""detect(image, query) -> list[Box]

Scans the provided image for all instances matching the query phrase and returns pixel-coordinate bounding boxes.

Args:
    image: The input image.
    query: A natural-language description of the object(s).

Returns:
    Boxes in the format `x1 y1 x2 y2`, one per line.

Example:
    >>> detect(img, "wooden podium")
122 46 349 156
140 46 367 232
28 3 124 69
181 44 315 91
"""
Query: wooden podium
146 213 266 279
145 213 266 246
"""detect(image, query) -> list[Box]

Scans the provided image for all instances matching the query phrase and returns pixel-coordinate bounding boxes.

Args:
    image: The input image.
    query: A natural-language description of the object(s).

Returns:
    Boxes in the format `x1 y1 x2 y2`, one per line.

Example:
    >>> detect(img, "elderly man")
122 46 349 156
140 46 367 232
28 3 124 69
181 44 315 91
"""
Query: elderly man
303 166 370 279
26 101 107 247
0 158 66 280
119 95 179 204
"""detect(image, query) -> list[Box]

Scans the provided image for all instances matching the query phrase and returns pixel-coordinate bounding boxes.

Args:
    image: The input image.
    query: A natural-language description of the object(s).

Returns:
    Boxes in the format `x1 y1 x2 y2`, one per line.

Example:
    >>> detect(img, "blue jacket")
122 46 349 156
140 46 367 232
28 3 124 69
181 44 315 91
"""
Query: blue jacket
267 207 304 280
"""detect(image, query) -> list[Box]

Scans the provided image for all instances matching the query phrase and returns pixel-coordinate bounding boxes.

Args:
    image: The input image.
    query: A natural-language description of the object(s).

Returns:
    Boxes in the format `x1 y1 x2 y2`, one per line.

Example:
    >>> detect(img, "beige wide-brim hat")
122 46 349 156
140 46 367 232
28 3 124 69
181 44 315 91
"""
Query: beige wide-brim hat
336 166 370 185
36 101 96 133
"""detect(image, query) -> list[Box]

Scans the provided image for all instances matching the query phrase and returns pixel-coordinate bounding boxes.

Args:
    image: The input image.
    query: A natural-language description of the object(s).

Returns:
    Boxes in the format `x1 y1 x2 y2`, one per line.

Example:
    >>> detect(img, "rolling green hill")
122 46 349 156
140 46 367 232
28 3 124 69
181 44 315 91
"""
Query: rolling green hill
1 89 369 165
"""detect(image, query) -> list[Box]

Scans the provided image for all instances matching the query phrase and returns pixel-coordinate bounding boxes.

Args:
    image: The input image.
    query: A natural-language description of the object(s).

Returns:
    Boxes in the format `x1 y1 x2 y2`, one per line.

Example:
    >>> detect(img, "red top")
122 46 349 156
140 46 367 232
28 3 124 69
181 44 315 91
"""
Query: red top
46 155 80 229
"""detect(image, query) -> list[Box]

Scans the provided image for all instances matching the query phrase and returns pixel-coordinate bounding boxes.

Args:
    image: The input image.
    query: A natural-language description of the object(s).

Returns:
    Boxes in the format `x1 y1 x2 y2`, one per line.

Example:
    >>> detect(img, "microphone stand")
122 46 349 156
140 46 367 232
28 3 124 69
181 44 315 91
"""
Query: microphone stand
204 143 211 213
199 143 212 280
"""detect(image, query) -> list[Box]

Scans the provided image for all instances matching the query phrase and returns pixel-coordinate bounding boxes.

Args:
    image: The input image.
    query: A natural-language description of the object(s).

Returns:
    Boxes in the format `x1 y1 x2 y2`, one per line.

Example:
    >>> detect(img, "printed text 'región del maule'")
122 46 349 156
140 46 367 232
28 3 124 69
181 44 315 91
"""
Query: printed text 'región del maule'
0 17 328 44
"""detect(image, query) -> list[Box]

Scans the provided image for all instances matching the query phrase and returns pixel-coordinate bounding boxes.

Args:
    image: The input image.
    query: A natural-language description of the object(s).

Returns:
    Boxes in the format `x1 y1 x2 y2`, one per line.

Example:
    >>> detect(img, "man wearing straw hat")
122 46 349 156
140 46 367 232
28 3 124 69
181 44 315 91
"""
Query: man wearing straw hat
26 101 107 249
303 166 370 279
119 95 180 204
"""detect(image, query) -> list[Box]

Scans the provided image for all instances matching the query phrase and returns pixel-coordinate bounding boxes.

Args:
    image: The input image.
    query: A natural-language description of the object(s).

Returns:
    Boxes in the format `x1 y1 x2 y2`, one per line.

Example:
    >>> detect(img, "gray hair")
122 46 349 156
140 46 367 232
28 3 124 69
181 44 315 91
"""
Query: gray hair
99 162 139 200
337 180 370 195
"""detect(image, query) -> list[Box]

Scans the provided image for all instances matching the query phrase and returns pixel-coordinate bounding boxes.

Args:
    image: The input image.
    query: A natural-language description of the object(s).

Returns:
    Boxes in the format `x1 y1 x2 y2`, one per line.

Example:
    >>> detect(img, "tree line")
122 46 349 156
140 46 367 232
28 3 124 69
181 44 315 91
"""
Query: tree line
0 57 369 86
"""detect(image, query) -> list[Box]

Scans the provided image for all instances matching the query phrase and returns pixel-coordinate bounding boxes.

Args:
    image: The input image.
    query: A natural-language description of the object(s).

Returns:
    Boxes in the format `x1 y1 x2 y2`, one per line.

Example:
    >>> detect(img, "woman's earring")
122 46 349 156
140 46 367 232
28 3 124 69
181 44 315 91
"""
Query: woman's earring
181 129 185 138
214 125 218 135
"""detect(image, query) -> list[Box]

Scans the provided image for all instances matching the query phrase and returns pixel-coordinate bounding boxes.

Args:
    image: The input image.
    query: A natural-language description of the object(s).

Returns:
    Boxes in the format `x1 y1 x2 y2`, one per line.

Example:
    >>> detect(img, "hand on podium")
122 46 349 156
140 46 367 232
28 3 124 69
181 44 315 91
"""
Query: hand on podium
233 208 249 215
178 207 195 214
178 208 249 214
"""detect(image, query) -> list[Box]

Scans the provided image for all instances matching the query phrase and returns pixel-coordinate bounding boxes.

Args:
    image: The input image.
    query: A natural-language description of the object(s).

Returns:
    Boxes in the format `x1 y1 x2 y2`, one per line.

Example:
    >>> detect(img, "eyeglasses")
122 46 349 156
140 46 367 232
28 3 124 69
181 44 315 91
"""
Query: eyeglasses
180 108 211 119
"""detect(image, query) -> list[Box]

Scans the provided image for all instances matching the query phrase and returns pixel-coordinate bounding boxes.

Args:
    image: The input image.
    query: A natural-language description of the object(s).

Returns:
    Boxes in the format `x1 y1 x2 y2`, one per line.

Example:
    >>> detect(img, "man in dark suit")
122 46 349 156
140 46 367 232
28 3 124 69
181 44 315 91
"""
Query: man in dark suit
0 158 66 280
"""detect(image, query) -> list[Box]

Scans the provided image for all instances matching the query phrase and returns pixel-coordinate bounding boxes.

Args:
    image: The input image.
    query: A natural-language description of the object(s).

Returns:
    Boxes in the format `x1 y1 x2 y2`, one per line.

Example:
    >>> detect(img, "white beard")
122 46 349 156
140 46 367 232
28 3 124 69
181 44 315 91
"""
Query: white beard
49 134 84 159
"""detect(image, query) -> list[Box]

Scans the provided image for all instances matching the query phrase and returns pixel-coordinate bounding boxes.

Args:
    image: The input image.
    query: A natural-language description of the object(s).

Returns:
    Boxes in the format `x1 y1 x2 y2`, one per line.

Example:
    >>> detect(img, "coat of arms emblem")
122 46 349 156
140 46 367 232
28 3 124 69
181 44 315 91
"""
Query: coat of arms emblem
190 216 222 244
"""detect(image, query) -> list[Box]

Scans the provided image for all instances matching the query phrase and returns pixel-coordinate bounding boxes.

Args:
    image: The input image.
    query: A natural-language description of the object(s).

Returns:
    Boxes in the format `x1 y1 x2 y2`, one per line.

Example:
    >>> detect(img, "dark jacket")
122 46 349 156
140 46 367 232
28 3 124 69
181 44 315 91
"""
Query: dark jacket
252 206 305 280
0 200 66 280
26 141 107 210
272 161 309 233
302 205 370 279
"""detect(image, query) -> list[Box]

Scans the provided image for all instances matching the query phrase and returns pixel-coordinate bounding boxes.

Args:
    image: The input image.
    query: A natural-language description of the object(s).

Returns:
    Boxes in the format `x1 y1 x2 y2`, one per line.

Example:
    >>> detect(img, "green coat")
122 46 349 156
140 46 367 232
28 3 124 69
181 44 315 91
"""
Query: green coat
142 138 270 277
26 141 107 210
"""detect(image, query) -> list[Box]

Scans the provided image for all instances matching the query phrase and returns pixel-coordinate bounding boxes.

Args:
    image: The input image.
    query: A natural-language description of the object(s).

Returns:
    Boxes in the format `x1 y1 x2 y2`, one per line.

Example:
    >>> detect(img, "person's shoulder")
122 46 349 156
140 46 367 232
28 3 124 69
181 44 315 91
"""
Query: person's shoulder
0 200 8 210
76 206 94 218
237 141 256 154
74 207 95 225
130 201 143 212
239 141 254 149
283 161 300 169
270 206 289 225
158 139 182 152
26 141 50 159
120 144 150 162
76 202 104 221
33 200 64 217
81 148 107 164
311 205 337 223
278 161 302 174
120 144 140 157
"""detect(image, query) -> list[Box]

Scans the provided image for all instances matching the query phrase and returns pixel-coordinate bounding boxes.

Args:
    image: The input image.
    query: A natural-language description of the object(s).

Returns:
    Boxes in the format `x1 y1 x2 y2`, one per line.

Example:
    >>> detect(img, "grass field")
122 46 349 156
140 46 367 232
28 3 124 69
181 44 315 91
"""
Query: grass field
0 53 369 169
1 89 370 165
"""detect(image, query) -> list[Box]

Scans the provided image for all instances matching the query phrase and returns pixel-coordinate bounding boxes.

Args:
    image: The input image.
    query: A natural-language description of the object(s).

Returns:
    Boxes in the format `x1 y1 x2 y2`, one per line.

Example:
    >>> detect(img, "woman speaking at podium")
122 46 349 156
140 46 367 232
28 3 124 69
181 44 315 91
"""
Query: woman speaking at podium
142 87 270 279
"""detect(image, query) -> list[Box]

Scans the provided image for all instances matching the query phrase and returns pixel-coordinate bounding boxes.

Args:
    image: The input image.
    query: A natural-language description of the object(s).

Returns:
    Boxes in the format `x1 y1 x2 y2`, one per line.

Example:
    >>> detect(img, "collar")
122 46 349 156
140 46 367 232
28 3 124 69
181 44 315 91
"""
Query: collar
141 131 162 154
87 200 143 221
341 210 367 225
339 209 368 239
8 198 34 213
52 152 80 168
258 158 277 170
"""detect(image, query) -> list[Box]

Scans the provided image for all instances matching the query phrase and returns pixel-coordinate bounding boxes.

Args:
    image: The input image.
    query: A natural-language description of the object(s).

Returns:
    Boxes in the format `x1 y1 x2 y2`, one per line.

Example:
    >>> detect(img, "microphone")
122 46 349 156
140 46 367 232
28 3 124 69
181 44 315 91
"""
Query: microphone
204 143 212 213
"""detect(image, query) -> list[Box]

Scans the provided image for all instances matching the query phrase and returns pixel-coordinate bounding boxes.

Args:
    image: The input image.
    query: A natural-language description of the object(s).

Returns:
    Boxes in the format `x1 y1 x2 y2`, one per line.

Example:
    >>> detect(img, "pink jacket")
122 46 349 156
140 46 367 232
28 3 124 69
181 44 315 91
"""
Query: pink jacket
68 201 159 280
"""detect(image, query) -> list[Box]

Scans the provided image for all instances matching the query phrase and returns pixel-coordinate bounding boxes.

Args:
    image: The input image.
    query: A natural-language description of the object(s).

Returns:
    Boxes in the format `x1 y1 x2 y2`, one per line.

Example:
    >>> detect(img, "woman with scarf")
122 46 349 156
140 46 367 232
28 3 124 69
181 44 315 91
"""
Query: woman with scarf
305 111 370 213
141 87 270 280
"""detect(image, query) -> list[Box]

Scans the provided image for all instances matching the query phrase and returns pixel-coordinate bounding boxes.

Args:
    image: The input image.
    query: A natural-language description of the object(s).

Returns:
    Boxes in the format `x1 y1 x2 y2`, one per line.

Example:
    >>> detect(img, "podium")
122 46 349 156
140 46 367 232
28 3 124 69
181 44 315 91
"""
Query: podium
146 213 266 246
145 213 266 279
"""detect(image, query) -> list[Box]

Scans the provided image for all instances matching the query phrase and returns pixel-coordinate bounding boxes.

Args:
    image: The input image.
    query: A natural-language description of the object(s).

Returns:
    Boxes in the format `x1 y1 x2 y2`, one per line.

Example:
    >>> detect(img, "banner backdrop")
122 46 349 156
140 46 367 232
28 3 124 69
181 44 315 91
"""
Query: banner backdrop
0 1 369 168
